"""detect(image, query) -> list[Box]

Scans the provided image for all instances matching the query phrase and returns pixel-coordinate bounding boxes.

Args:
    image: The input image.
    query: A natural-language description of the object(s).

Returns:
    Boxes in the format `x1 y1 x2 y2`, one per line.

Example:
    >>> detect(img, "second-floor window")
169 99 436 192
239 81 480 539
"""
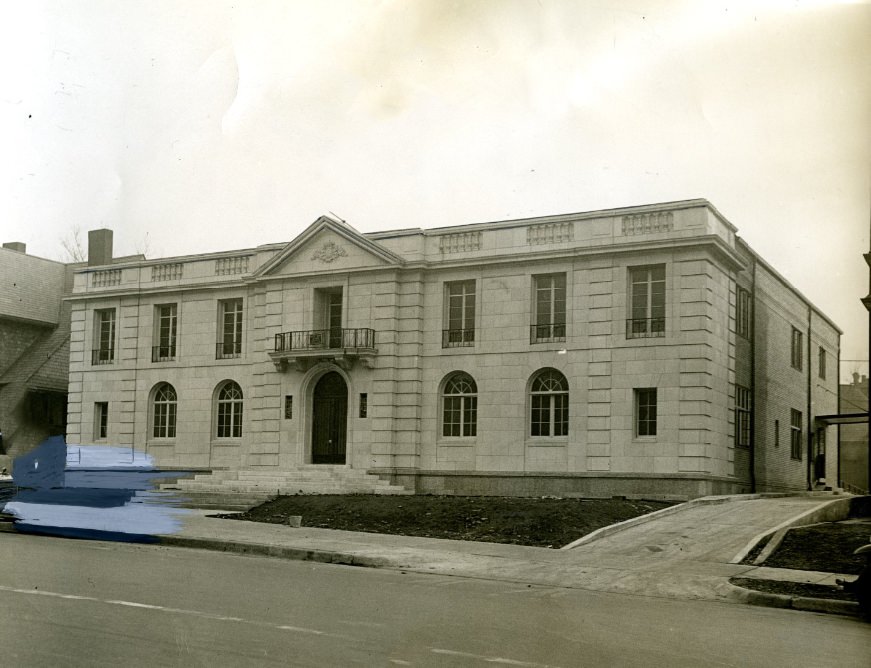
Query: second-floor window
791 327 803 370
628 265 665 338
153 304 177 362
532 274 566 343
93 309 116 364
443 280 475 347
818 347 826 379
218 299 243 359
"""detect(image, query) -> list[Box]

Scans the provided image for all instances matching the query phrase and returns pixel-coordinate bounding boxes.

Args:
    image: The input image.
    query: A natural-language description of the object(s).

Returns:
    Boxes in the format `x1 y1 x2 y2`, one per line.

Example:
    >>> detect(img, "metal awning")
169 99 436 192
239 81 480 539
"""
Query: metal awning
814 412 868 426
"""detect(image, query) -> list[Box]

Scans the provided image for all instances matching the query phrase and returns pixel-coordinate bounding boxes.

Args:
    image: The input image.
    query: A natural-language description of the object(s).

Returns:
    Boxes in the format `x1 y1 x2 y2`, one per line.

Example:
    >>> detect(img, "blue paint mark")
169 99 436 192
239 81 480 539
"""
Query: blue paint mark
2 439 194 542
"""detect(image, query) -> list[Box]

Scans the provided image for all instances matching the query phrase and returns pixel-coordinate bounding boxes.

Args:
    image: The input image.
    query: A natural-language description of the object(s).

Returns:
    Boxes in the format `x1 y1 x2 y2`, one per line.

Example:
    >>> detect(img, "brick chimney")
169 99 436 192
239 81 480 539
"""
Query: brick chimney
2 242 26 253
88 229 113 266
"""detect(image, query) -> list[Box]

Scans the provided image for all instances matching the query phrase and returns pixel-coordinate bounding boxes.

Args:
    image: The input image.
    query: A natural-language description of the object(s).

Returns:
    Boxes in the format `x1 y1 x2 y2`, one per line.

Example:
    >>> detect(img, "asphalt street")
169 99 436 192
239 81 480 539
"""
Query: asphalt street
0 534 867 667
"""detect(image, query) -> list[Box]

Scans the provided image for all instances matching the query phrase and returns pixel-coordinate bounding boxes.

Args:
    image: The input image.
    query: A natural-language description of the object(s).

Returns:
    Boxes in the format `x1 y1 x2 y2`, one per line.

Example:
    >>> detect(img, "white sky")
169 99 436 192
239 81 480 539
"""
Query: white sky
1 1 869 369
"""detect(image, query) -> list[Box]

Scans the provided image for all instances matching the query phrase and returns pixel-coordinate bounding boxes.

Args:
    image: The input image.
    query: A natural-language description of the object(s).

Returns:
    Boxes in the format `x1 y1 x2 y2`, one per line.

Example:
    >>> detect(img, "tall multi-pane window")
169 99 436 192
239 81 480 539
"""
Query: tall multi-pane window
790 409 802 460
218 299 243 359
736 287 751 338
532 274 566 343
635 388 657 437
94 401 108 440
791 327 803 370
442 373 477 437
443 280 476 347
216 381 243 438
153 304 178 362
735 386 751 447
818 347 826 379
530 369 569 437
627 265 665 338
93 309 116 364
152 383 177 439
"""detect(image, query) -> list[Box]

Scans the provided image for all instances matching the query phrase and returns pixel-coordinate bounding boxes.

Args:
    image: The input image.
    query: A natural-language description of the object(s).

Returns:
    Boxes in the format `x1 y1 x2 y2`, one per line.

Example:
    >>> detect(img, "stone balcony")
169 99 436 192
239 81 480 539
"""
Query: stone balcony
269 327 377 371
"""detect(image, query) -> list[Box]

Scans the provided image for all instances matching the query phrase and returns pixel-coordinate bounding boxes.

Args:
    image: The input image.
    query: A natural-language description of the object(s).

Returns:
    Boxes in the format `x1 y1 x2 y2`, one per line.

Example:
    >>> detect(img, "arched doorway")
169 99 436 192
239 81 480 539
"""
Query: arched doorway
311 371 348 464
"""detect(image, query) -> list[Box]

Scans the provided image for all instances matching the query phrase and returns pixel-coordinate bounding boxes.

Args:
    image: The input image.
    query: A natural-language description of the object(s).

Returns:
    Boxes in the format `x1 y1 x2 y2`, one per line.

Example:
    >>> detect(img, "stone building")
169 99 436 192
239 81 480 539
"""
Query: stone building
64 200 841 499
0 242 73 471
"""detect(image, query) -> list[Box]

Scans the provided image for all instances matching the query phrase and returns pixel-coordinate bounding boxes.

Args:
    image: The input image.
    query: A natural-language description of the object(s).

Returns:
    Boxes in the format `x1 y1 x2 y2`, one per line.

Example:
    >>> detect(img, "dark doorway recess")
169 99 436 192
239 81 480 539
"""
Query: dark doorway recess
311 372 348 464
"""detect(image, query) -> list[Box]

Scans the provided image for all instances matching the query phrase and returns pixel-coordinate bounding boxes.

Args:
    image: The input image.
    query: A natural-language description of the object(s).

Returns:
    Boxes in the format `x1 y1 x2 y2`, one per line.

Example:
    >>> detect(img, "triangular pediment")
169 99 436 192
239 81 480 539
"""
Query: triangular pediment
254 216 404 278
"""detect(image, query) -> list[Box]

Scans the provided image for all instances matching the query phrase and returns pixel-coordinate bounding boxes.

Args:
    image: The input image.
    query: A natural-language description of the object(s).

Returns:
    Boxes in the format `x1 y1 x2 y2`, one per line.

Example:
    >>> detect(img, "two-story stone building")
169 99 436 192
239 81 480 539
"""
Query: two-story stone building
65 200 841 499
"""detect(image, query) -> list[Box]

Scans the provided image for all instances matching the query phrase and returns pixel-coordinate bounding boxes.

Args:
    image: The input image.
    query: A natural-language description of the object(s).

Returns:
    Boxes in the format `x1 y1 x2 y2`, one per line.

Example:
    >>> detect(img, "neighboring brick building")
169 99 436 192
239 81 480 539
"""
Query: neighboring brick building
64 200 841 499
0 243 73 468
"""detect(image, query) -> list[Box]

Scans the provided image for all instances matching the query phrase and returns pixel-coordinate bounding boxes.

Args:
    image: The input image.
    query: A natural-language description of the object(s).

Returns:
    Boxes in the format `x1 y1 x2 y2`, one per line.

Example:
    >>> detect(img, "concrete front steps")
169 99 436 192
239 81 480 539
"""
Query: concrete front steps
160 467 412 510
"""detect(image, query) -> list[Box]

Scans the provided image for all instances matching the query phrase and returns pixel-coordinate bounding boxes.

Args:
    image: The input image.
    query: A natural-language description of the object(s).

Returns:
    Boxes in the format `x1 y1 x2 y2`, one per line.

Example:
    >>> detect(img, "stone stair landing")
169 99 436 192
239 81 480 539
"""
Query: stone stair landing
160 467 412 510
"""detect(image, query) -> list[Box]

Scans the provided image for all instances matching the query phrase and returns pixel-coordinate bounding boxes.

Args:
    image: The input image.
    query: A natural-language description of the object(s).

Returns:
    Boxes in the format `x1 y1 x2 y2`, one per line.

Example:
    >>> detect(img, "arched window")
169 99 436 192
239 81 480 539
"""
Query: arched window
216 381 243 438
152 382 177 439
530 369 568 437
442 372 477 438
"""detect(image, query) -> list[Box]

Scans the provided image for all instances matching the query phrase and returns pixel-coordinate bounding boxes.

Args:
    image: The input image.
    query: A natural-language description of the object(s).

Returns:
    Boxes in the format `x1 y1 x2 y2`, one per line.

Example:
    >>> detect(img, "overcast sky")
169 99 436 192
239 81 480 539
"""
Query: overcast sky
1 1 869 371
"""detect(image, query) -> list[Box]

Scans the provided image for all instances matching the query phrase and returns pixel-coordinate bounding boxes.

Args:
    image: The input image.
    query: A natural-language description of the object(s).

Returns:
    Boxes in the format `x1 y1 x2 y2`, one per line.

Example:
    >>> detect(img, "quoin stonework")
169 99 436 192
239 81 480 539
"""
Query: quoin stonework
64 200 841 499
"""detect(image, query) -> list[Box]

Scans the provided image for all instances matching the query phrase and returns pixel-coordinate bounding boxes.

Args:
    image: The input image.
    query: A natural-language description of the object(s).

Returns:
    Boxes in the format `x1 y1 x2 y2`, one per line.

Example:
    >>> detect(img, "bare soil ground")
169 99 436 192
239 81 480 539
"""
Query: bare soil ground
222 494 672 548
733 517 871 603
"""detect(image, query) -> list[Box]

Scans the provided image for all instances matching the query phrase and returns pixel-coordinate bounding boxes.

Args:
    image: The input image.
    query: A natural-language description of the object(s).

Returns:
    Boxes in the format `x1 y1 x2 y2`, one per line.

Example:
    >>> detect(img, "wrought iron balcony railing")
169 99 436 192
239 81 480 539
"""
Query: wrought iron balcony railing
442 328 475 348
274 328 375 353
91 348 114 365
530 323 566 343
626 317 665 339
151 345 176 362
216 341 242 359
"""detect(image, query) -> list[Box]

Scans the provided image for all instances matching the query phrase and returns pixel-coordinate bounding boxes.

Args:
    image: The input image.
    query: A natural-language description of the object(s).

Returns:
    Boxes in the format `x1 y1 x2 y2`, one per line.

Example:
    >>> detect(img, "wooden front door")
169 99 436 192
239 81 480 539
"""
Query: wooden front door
311 372 347 464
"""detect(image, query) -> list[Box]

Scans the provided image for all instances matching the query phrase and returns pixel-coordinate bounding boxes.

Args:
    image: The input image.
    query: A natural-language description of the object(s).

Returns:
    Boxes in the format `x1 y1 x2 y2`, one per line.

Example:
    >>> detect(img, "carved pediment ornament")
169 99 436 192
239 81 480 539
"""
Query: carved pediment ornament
311 241 348 263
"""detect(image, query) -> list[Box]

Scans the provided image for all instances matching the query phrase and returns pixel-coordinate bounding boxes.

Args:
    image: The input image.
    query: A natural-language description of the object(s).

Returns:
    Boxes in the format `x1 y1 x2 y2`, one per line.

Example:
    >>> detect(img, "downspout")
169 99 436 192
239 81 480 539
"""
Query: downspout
806 302 813 491
836 342 841 487
749 257 757 493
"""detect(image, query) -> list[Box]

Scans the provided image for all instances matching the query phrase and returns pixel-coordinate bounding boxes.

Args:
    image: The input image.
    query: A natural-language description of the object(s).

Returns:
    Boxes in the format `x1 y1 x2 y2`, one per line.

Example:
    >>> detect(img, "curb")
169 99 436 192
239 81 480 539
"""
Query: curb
727 582 861 617
157 535 392 569
731 497 854 564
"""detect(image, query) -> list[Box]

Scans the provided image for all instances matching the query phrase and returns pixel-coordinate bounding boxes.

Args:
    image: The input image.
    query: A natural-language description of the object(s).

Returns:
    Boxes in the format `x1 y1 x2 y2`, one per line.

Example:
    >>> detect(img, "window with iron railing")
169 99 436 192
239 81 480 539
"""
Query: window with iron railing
443 280 476 348
627 265 665 339
92 309 116 365
532 274 566 343
217 299 243 359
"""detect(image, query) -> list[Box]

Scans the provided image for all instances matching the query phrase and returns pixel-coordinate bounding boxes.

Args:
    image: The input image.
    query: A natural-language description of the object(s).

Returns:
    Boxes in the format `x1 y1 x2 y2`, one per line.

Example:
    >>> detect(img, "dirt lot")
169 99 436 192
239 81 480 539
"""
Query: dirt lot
222 494 672 548
734 517 871 603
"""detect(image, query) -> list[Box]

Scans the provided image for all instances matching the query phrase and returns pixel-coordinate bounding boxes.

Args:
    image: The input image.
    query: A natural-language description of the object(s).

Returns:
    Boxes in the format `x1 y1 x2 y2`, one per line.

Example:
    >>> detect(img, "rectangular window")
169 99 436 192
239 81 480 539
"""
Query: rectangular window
736 287 751 338
532 274 567 343
94 402 108 440
791 327 803 370
93 309 116 364
735 386 751 447
359 393 368 419
790 409 802 460
775 419 780 448
530 393 568 437
153 304 178 362
818 347 826 379
217 299 243 359
443 280 476 347
635 388 657 437
284 395 293 420
627 265 665 338
442 395 477 437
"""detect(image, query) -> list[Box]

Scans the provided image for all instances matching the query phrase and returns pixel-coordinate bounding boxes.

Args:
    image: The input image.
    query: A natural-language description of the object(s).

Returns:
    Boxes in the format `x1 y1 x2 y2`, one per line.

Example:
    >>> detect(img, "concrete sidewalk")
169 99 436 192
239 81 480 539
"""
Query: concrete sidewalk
156 494 863 616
